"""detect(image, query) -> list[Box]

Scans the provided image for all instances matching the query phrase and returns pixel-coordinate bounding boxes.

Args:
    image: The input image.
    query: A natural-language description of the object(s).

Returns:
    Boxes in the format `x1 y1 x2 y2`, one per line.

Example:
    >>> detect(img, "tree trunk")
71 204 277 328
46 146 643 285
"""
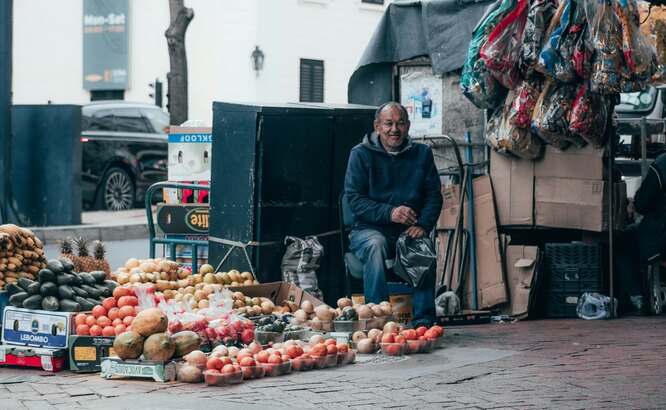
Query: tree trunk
165 0 193 126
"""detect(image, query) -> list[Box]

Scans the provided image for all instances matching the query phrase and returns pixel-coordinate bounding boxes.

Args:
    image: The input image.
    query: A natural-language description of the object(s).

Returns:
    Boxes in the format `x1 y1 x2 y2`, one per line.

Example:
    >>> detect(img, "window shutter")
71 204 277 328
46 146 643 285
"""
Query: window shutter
300 59 324 103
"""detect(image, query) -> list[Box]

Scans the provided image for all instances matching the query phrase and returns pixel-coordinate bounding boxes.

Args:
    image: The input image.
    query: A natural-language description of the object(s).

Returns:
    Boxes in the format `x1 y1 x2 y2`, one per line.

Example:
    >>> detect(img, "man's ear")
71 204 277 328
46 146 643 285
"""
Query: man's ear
373 120 380 133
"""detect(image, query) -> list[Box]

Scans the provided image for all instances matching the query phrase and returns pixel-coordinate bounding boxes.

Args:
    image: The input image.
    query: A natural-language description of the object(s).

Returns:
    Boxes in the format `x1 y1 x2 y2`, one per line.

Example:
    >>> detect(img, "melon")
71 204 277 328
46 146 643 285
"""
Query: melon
143 333 176 361
131 308 168 337
170 330 201 358
113 331 145 360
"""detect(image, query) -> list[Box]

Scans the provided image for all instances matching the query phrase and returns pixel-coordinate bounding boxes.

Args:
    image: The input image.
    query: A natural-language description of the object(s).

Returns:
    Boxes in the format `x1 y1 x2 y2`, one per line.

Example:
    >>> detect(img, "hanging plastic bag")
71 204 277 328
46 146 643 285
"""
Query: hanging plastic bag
393 233 436 288
572 25 593 79
497 90 544 159
480 0 529 89
519 0 558 74
536 0 585 83
280 236 324 300
461 0 517 109
531 81 578 149
509 78 542 129
653 19 666 83
485 106 511 156
618 0 655 92
585 0 625 94
569 83 608 147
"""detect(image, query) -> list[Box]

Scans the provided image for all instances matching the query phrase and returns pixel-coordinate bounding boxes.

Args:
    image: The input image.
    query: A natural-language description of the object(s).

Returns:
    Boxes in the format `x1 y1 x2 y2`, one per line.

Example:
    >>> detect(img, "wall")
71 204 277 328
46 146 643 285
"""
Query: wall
12 0 388 124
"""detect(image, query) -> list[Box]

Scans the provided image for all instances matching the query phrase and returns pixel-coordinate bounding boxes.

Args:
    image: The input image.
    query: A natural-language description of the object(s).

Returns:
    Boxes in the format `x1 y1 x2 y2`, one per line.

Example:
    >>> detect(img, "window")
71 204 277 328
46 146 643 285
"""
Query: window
362 0 384 4
83 109 114 131
113 108 151 133
300 59 324 103
142 108 170 134
90 89 125 101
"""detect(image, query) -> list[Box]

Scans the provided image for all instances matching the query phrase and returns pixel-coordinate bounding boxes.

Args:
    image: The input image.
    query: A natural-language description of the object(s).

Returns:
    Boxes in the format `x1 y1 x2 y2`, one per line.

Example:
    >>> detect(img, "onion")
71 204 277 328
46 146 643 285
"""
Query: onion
352 331 366 343
184 350 207 366
293 309 308 322
300 300 314 314
309 334 325 346
381 305 393 316
177 364 203 383
371 305 385 317
248 341 263 355
315 306 333 321
212 345 229 356
356 306 373 319
367 329 383 344
383 321 401 334
356 339 375 354
227 346 240 358
337 297 353 309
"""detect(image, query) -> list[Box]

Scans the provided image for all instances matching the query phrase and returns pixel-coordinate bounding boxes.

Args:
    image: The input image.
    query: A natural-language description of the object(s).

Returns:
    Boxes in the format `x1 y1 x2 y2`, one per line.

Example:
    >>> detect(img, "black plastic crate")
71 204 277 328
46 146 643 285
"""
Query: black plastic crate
544 292 582 318
544 243 602 269
545 267 603 293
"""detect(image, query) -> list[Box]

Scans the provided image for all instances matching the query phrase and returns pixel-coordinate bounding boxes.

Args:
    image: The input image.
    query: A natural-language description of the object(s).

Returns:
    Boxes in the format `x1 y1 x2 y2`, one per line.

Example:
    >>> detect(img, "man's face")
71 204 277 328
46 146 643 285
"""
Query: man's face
374 106 410 152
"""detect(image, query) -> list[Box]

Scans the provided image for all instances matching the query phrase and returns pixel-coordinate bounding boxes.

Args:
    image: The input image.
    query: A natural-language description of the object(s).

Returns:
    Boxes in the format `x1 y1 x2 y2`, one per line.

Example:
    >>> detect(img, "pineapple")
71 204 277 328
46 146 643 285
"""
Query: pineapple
74 236 95 273
93 240 111 277
58 236 78 268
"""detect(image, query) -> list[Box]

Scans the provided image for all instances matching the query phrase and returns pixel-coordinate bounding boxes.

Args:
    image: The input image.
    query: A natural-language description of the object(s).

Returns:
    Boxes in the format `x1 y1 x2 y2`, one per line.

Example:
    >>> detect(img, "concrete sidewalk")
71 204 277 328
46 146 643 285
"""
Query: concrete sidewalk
1 316 665 409
27 208 154 246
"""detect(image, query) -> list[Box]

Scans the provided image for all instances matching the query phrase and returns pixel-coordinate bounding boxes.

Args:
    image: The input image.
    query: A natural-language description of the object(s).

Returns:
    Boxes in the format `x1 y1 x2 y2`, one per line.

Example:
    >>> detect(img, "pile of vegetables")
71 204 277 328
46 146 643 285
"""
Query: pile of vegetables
0 224 46 290
74 286 140 336
5 258 116 312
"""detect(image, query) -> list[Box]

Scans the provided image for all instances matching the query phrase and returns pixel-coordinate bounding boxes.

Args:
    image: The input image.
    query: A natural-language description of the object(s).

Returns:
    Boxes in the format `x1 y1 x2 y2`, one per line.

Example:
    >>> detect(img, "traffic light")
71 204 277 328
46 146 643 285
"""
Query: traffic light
165 72 171 113
149 78 163 107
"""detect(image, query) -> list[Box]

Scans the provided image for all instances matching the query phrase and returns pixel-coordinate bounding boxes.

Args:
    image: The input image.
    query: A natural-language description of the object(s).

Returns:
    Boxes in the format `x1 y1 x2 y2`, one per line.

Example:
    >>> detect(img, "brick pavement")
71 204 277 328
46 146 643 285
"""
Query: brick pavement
1 316 665 409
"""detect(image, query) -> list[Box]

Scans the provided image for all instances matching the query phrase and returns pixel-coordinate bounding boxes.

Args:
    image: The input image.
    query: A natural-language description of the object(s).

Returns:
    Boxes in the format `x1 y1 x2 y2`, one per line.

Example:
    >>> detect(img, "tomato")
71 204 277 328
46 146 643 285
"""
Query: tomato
114 324 127 335
381 333 395 344
107 307 120 321
239 357 255 367
324 339 337 347
122 316 134 326
326 345 337 355
74 313 87 326
96 316 111 328
207 357 222 370
256 351 270 363
221 364 237 374
394 335 406 344
85 315 97 328
268 354 282 364
416 326 428 337
101 297 117 310
336 344 349 353
91 305 107 319
89 325 103 336
102 326 115 337
76 324 90 335
117 306 134 319
112 287 131 299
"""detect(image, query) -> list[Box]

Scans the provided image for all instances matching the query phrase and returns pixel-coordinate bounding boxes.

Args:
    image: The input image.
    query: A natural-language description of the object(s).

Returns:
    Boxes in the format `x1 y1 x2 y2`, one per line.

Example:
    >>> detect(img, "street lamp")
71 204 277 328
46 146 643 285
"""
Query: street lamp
251 46 265 73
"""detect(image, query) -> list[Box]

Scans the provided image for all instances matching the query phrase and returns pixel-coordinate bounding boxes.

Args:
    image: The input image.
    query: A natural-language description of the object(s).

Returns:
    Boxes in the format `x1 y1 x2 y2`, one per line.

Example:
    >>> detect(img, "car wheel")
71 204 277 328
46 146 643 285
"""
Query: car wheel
98 167 135 211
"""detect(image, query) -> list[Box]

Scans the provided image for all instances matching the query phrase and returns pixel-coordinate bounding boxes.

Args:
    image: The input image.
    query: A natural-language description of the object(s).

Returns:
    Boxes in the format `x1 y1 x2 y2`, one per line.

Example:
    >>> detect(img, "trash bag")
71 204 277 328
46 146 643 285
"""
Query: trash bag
569 83 608 147
393 233 436 288
461 0 517 109
480 0 530 89
280 236 324 300
576 292 618 320
519 0 557 74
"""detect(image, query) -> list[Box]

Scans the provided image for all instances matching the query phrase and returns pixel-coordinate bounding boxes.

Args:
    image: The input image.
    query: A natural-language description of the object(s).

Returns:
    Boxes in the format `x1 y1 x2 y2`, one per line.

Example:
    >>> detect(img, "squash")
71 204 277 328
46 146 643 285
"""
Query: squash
170 330 201 358
143 333 175 361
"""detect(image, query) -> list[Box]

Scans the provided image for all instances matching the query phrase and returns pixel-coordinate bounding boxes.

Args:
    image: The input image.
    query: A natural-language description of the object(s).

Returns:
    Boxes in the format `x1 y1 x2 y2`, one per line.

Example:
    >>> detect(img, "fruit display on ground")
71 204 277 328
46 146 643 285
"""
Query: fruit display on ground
0 224 46 289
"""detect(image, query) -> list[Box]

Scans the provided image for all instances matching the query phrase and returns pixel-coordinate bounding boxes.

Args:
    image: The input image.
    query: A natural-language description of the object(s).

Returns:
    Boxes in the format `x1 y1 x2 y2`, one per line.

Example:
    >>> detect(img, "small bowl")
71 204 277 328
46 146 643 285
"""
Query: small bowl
260 360 292 377
429 336 445 349
240 365 265 379
421 338 434 353
291 356 314 372
202 369 243 386
406 339 424 354
336 350 348 365
380 342 406 356
283 329 310 341
311 355 328 369
333 320 362 333
254 331 285 345
325 353 338 368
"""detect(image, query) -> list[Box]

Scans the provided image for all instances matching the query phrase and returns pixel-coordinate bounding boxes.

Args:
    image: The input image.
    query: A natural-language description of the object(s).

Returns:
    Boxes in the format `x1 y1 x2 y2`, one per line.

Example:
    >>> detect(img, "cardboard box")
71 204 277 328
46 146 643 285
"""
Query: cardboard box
157 204 209 234
351 282 414 325
0 345 68 372
168 126 212 182
499 244 540 319
100 358 177 382
535 178 627 232
534 144 607 181
437 175 508 310
228 282 326 309
68 335 116 373
2 307 78 349
489 149 535 227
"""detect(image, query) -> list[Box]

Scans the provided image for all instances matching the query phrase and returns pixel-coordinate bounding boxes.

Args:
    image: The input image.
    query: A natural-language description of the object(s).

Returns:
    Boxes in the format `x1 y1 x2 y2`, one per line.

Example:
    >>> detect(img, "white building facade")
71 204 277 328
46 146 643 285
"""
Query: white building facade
12 0 390 124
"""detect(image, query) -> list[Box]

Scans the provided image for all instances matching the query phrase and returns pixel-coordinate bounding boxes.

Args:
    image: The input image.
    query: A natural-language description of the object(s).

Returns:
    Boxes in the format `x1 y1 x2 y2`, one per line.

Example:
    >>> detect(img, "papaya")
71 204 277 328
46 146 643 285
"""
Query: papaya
79 273 97 287
90 271 107 284
113 331 145 360
170 330 201 358
58 258 75 272
45 259 64 274
38 269 57 284
142 333 175 361
131 308 168 337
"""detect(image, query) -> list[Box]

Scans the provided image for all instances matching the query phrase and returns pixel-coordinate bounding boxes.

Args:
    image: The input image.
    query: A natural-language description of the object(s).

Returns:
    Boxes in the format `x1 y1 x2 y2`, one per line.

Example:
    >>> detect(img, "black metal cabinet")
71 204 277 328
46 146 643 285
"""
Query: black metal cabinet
209 102 375 303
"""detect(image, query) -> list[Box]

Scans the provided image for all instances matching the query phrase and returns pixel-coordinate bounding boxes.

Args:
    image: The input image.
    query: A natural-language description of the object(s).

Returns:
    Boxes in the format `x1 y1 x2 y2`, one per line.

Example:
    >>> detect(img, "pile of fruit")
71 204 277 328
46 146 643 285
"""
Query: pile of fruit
290 297 394 331
58 236 111 276
113 308 201 361
74 286 140 336
0 224 47 289
111 257 191 288
351 322 445 355
6 258 116 312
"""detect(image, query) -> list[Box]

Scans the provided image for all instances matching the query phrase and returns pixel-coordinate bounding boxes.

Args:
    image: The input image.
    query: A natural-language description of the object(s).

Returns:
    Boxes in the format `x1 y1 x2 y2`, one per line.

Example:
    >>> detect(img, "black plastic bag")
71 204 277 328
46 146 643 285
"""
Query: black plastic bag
392 233 436 288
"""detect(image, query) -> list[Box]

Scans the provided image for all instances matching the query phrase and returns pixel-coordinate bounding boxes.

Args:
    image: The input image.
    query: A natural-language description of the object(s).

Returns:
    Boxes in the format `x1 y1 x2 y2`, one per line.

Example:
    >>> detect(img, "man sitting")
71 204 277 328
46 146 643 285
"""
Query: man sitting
343 101 442 328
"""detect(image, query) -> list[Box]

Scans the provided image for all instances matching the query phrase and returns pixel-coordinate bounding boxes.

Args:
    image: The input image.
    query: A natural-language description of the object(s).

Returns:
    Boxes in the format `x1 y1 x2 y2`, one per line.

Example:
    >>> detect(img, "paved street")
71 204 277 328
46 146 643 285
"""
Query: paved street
1 316 665 409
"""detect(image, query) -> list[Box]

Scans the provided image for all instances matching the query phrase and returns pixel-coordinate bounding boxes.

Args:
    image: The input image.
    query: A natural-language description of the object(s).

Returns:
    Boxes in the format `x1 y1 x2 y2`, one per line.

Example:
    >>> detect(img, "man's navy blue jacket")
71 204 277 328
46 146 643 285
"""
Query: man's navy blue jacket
344 132 443 237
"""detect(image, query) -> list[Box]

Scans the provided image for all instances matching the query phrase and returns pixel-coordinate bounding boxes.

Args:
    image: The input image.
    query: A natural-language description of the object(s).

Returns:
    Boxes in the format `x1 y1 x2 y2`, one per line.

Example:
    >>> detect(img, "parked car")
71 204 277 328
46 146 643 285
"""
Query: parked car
81 101 170 210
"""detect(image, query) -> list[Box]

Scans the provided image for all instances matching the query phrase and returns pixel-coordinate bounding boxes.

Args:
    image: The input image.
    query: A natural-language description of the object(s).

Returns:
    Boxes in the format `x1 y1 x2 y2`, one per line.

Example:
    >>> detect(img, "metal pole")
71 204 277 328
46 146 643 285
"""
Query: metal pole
640 116 648 180
465 130 478 310
0 0 12 224
608 109 615 319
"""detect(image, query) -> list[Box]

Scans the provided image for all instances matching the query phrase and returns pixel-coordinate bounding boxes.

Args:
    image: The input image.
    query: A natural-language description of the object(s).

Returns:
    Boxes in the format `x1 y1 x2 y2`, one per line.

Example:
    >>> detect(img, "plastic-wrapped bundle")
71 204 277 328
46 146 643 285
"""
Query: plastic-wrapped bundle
569 83 608 147
481 0 529 89
485 107 510 156
531 82 579 149
572 25 593 79
509 78 542 129
519 0 557 74
461 0 517 109
653 19 666 83
585 0 624 94
487 91 544 160
618 0 655 92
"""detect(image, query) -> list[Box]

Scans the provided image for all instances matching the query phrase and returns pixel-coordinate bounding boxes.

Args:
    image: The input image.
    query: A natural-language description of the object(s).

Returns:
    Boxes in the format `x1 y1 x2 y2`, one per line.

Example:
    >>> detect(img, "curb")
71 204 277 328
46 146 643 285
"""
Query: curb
28 223 150 245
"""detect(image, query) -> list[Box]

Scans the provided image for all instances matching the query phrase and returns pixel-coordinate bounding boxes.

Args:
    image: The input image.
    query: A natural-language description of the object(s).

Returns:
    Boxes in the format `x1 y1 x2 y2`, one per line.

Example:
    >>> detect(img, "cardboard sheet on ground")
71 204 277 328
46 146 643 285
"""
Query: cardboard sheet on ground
499 242 540 319
436 175 507 309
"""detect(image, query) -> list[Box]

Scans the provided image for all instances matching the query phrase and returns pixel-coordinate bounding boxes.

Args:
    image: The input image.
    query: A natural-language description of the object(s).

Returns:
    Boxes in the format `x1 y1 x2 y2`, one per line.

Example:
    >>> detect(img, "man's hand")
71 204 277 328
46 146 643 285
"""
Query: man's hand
404 226 427 238
391 206 417 226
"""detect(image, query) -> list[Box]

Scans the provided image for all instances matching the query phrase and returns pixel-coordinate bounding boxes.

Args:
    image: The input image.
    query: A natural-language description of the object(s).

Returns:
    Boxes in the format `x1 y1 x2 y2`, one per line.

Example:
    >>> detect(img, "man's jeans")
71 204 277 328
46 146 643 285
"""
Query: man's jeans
349 228 436 325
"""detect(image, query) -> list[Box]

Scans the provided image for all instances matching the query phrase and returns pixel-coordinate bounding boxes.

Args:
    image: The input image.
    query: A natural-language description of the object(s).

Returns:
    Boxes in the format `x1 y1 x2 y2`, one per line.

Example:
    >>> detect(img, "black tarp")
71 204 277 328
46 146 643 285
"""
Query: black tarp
348 0 495 106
